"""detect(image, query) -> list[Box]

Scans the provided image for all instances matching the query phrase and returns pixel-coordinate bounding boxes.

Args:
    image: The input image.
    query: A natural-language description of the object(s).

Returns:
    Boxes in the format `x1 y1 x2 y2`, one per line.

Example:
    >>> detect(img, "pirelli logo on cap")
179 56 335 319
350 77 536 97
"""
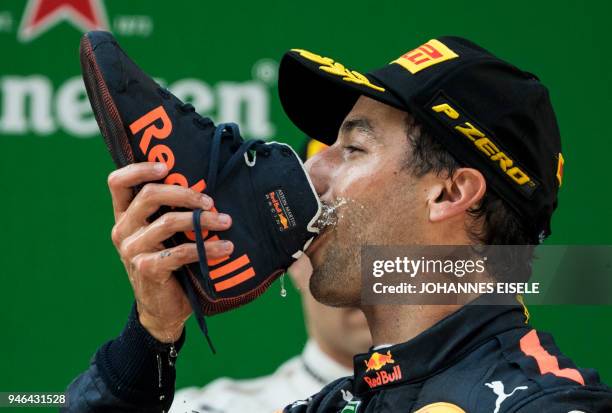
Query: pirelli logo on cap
429 93 538 198
393 39 459 74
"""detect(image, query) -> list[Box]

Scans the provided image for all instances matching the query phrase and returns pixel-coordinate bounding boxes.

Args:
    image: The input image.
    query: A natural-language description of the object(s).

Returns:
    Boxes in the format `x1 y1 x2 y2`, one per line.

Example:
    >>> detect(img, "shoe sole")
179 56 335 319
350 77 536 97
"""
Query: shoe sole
80 34 134 168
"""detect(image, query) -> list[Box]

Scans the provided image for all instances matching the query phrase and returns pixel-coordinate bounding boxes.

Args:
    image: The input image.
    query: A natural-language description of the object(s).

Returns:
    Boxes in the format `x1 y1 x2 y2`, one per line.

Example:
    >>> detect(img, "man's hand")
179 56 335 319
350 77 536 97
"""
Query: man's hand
108 162 234 343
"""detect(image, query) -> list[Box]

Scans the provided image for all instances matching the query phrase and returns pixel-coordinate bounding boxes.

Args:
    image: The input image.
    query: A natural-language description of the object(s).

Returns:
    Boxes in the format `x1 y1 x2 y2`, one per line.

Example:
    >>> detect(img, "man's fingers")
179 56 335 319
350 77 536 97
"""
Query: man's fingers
108 162 168 219
120 211 232 258
115 183 215 242
130 241 234 283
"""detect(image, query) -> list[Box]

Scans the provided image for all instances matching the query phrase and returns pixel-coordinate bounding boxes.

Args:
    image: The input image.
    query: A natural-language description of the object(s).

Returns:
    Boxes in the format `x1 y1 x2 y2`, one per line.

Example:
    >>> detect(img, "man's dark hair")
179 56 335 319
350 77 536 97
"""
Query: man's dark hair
404 116 535 281
403 116 533 246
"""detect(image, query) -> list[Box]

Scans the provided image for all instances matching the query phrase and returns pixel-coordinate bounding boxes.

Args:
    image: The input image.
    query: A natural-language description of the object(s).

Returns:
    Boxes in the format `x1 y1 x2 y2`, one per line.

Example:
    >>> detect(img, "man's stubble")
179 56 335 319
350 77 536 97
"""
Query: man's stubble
310 173 422 308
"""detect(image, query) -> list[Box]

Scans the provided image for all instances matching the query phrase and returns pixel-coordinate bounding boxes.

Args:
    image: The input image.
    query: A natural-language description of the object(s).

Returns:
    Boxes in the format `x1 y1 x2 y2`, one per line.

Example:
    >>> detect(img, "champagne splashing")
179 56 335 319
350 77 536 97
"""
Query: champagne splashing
314 197 348 230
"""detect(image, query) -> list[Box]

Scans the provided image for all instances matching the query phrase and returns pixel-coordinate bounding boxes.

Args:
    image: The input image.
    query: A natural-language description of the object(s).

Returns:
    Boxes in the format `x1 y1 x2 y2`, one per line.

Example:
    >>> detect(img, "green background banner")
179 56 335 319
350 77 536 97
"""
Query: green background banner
1 1 610 410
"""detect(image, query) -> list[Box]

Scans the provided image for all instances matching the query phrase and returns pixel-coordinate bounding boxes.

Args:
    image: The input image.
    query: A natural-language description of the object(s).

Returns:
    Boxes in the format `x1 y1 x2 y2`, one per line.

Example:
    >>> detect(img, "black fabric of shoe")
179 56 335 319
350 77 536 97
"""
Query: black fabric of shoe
80 31 321 351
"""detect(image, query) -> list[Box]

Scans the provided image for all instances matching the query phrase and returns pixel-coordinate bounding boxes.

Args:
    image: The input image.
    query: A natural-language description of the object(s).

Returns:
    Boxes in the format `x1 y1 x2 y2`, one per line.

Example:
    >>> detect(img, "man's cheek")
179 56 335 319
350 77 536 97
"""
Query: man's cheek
333 165 378 198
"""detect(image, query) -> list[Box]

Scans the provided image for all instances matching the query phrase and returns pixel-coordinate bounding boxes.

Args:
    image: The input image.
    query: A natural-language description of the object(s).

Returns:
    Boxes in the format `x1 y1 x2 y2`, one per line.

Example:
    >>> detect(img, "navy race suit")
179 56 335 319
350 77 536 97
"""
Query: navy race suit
279 301 611 413
65 299 612 412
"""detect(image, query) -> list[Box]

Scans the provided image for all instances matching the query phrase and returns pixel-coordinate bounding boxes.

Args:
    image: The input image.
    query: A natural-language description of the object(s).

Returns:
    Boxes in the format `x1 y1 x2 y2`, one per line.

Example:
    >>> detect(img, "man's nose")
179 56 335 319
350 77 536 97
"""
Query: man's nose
304 150 333 197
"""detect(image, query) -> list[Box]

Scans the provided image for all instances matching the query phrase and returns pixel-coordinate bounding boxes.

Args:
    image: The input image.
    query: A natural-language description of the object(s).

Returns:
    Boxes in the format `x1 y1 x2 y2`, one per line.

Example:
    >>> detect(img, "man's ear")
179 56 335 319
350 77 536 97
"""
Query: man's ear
428 168 486 223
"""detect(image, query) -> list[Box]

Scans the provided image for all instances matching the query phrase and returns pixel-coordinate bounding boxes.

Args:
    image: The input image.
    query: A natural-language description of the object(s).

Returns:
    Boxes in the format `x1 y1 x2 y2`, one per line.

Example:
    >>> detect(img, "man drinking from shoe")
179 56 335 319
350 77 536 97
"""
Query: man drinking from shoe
65 36 612 412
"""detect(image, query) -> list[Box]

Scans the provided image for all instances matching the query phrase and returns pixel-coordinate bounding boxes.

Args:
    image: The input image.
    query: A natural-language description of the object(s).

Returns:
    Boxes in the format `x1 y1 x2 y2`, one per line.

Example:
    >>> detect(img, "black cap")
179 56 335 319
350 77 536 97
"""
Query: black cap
278 36 564 243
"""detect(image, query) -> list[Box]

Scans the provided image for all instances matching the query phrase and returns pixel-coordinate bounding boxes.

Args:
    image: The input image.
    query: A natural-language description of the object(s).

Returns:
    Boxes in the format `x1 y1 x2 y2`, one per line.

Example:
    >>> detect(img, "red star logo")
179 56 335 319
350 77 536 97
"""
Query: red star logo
18 0 109 42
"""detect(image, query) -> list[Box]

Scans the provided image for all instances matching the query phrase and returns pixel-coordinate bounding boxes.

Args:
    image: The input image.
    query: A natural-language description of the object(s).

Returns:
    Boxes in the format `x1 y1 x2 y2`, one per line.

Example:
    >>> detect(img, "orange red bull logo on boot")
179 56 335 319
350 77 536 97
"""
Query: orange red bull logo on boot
269 191 289 229
363 351 403 389
129 105 256 292
266 189 296 232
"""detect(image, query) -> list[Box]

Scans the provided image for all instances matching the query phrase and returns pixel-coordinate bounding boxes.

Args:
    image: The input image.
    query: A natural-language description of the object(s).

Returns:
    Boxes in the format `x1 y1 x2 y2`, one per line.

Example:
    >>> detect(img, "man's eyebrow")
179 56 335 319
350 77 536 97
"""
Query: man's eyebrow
340 118 376 139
